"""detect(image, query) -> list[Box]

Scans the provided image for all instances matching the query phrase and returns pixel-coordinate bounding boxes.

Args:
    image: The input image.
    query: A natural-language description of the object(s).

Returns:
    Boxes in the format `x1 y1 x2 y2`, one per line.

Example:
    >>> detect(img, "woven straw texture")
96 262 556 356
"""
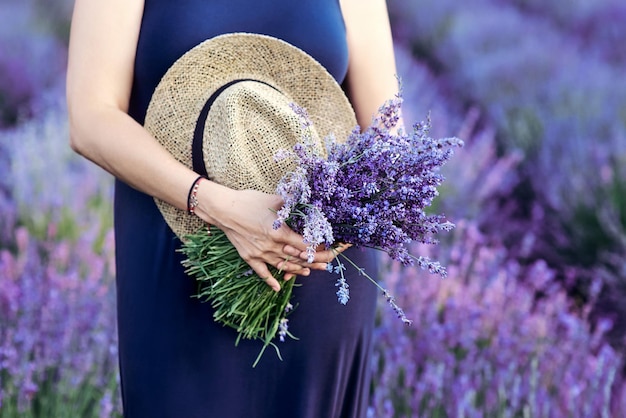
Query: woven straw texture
204 81 316 192
144 33 356 239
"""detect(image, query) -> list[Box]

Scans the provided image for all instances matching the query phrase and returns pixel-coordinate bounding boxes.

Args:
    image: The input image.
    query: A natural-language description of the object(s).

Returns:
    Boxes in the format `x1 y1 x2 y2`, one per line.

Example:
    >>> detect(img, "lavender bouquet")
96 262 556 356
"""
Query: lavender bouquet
179 95 462 365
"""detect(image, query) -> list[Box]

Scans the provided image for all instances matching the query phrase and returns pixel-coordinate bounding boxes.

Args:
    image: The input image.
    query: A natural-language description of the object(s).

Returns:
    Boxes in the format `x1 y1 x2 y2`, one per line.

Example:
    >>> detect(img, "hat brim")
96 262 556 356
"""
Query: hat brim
144 33 356 239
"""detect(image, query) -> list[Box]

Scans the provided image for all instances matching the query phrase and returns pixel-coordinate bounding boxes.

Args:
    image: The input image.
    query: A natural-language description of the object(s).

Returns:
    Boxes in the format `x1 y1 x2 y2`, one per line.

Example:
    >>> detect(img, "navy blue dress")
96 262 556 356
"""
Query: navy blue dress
114 1 378 417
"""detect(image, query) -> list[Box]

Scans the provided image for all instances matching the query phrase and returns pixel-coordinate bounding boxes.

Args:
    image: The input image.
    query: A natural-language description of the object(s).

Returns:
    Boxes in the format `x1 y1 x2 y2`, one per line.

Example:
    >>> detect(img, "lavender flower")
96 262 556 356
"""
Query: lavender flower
278 319 289 343
275 95 462 269
331 259 350 305
382 289 413 326
273 95 461 325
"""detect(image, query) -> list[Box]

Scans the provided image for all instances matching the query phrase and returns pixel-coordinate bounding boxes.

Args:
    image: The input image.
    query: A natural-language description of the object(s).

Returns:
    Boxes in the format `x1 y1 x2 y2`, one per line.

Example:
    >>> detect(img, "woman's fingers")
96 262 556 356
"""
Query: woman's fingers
264 276 281 292
247 257 310 292
247 259 282 292
283 243 352 265
226 235 308 290
276 258 310 277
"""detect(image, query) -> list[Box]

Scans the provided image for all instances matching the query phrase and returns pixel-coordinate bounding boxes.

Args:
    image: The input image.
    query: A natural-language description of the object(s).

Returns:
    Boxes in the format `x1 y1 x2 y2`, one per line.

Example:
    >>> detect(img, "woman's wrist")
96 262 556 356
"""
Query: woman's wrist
186 175 207 214
191 179 232 228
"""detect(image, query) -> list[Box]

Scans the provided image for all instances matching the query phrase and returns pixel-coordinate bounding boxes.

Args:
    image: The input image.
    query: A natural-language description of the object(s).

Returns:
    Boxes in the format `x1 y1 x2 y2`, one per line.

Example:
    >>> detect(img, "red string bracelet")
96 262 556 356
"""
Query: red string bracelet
187 175 206 215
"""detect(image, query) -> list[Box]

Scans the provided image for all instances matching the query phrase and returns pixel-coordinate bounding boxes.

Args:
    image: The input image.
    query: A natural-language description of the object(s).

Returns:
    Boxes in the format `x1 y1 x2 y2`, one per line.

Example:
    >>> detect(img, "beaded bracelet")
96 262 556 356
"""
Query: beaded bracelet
187 175 206 215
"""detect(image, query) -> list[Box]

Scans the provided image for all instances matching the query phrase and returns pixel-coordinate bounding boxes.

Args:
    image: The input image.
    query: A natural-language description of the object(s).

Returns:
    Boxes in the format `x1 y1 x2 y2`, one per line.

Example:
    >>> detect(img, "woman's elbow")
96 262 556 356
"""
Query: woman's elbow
68 130 84 156
67 104 86 156
66 99 98 159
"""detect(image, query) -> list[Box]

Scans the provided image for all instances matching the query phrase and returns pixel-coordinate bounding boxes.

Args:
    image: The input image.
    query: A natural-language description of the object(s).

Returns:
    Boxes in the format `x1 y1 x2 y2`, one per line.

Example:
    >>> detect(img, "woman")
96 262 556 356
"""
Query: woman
67 0 398 417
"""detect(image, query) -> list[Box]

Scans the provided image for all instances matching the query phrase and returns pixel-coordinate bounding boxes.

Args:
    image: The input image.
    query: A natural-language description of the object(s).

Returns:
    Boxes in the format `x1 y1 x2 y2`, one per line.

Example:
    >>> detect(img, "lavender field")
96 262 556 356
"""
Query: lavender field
1 1 625 417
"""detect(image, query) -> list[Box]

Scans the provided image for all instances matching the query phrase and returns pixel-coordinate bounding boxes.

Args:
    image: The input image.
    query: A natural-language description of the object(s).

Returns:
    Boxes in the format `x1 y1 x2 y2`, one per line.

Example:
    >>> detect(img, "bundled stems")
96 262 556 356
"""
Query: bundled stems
179 225 297 366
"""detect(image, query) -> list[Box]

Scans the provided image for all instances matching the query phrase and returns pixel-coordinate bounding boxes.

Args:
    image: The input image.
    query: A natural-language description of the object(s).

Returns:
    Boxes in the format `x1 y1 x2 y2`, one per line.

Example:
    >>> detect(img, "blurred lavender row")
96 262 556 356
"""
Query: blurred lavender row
389 0 626 347
1 0 625 416
369 222 623 417
0 104 119 416
377 0 626 414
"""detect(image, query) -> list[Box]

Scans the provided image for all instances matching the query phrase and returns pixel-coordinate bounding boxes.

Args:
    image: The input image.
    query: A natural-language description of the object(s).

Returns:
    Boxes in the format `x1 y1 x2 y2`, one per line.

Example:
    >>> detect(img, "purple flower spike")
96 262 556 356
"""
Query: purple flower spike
274 94 460 323
278 318 289 342
336 276 350 305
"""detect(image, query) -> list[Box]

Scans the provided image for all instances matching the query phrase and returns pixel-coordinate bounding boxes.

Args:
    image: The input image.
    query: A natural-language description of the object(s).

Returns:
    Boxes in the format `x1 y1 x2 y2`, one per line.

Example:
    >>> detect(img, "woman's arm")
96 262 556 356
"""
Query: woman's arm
66 0 333 289
340 0 400 127
67 0 200 215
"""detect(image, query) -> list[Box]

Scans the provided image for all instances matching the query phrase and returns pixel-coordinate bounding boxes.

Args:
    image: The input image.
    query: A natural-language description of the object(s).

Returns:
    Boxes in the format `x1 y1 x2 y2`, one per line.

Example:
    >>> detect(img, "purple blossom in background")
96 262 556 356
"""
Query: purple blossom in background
370 221 624 417
496 0 626 65
389 0 626 349
0 223 120 415
393 45 465 137
430 109 521 219
0 1 69 127
6 105 114 242
0 143 16 243
1 105 119 416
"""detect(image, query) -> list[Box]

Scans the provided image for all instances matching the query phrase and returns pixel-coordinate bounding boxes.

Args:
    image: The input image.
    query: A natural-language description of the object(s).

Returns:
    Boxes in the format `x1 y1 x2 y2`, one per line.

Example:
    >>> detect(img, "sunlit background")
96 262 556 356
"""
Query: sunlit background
1 0 625 416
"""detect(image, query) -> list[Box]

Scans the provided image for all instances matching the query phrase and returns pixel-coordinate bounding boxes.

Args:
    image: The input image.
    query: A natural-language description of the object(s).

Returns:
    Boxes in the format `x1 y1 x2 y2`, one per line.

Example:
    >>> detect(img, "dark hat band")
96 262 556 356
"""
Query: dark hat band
192 78 280 176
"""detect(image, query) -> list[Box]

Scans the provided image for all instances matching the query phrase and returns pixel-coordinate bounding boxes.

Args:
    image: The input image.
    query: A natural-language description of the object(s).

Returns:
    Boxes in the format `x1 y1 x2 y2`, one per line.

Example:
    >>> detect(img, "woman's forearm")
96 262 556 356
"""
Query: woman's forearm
68 103 206 214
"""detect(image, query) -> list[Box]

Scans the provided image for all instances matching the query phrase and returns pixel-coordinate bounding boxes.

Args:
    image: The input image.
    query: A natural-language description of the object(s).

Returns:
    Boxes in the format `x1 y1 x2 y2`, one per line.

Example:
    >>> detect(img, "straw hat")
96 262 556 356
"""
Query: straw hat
144 33 356 240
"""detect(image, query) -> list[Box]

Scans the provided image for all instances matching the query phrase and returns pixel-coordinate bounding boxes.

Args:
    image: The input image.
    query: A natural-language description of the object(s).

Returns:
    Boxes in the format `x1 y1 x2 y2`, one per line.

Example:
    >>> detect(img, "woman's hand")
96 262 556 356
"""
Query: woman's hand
193 183 346 291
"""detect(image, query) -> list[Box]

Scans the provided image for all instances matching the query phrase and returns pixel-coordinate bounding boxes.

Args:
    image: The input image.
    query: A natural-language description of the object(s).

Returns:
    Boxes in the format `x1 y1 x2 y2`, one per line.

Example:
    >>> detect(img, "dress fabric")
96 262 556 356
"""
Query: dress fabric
114 1 379 417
